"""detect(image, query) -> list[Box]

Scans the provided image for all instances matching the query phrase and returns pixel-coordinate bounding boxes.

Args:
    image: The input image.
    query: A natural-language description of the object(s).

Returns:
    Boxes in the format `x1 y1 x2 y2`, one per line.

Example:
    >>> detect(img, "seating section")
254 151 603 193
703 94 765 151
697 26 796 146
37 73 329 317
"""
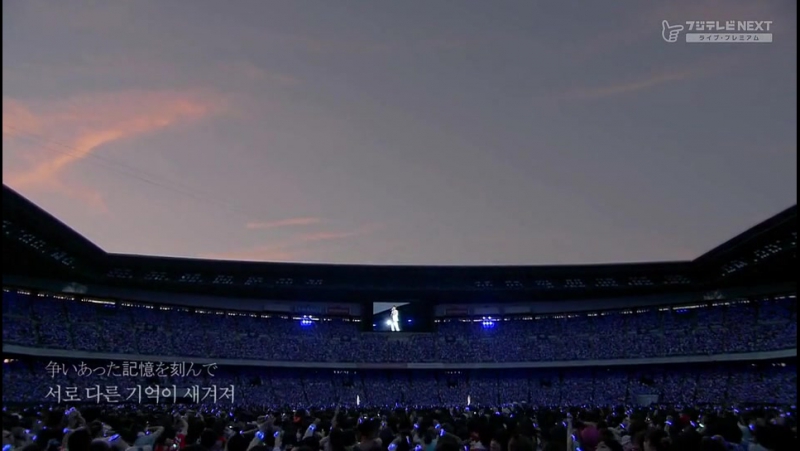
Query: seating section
2 291 795 363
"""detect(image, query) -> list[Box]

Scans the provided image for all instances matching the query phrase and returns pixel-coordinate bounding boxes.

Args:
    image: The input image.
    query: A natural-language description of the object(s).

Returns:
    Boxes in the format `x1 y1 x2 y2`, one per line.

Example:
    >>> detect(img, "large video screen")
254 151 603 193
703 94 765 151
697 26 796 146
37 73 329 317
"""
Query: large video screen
369 302 434 333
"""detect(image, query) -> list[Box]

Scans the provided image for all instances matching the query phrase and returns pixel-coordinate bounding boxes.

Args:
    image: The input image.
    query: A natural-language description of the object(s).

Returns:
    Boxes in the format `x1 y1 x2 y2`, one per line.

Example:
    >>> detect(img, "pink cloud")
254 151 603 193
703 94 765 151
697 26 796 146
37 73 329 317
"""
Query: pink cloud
2 89 225 209
293 230 363 242
245 217 322 229
561 54 740 100
203 224 382 262
563 70 694 100
2 100 43 137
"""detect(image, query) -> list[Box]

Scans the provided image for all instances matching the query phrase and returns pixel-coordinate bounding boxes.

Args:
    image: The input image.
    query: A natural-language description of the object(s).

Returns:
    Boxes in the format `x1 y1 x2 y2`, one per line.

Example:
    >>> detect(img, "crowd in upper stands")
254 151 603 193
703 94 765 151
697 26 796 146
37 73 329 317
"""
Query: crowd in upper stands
2 292 796 364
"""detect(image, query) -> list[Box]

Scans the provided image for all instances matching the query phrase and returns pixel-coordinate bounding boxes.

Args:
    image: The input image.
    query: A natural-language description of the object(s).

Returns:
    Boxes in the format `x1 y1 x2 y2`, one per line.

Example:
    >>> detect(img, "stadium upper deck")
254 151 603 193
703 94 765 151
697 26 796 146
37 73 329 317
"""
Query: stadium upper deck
2 184 796 306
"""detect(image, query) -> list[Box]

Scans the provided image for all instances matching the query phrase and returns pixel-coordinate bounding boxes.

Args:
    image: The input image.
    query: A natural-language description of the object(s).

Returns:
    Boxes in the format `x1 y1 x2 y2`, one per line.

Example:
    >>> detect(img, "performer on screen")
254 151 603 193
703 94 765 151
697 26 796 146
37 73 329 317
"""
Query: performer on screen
390 306 400 331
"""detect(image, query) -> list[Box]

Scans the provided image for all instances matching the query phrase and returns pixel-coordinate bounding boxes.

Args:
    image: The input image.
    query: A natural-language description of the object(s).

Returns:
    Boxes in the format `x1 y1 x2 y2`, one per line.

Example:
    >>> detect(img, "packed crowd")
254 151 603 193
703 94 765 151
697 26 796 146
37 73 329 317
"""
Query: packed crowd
2 292 796 363
3 292 797 451
1 402 796 451
1 359 795 407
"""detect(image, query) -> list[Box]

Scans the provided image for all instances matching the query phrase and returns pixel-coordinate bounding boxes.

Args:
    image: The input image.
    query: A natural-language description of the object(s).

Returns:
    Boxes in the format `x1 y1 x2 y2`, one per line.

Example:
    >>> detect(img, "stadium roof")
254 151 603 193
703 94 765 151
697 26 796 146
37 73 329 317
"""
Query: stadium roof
2 184 796 302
